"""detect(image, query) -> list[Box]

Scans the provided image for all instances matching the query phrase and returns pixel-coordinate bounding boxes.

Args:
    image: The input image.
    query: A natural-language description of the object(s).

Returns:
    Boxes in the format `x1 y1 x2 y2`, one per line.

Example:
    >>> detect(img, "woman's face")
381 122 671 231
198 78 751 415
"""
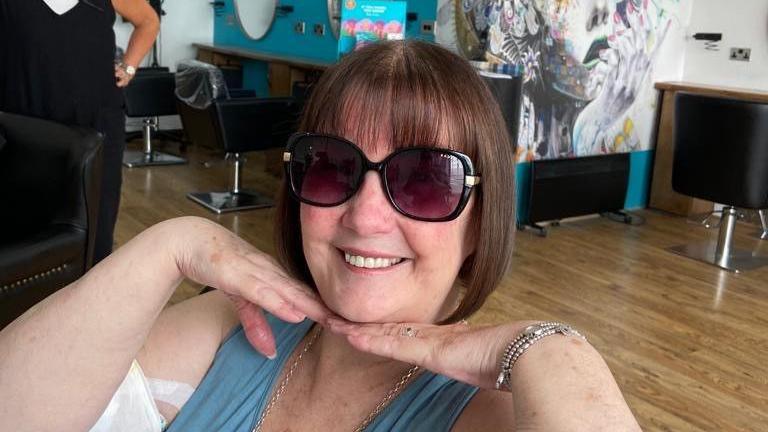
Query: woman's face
550 0 615 67
300 138 476 324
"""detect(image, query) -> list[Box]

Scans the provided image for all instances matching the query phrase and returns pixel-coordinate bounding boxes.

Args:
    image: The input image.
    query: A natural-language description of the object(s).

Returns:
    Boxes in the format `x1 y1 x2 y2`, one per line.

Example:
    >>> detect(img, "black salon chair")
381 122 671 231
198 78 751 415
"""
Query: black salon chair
176 60 299 213
668 93 768 272
186 97 298 213
122 68 187 167
0 112 103 328
479 70 522 149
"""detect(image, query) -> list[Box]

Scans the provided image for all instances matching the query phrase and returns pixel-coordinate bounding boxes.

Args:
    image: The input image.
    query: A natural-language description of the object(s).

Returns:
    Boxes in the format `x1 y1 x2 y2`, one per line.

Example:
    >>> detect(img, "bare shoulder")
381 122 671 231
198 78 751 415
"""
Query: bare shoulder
137 290 239 389
451 388 516 432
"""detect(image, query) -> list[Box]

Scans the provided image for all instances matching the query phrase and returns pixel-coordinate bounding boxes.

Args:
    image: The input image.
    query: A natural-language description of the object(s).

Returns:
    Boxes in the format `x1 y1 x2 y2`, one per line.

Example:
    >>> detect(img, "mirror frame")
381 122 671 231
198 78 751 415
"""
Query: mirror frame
327 0 341 39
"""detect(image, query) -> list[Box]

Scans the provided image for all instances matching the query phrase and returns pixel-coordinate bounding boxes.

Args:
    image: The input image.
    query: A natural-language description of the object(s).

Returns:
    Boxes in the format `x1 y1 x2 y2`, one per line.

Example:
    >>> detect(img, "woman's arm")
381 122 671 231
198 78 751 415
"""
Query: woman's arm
328 320 641 431
0 217 331 432
112 0 160 87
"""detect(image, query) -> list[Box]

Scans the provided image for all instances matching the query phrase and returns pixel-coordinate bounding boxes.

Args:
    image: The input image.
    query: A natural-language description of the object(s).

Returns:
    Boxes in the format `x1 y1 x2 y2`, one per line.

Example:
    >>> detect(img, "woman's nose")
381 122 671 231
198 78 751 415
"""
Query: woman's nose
341 171 397 235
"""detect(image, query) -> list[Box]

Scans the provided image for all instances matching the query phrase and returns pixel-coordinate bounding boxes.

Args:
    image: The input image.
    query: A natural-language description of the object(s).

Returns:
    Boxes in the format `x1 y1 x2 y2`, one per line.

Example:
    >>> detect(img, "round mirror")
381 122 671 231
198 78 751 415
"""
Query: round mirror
327 0 341 39
435 0 484 59
234 0 277 40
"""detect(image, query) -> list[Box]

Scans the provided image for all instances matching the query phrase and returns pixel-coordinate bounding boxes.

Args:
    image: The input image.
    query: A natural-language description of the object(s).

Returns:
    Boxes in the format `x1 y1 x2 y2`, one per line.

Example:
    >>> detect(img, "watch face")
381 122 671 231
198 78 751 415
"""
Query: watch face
125 65 136 75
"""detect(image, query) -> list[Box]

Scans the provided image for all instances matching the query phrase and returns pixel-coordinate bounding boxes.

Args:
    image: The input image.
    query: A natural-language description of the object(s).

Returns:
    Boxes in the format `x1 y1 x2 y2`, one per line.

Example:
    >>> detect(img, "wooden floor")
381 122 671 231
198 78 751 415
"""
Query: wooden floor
116 140 768 432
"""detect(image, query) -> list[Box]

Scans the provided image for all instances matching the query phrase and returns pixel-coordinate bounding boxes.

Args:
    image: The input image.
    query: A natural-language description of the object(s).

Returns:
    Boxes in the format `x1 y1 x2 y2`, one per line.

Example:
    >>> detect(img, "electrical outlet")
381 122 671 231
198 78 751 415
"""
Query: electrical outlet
313 24 326 36
294 21 306 35
729 47 751 62
420 20 435 35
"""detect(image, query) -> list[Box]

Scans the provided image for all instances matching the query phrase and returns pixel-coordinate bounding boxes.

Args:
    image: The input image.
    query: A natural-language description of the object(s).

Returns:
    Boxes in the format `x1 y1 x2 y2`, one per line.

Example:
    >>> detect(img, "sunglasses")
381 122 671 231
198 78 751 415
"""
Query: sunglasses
283 133 481 222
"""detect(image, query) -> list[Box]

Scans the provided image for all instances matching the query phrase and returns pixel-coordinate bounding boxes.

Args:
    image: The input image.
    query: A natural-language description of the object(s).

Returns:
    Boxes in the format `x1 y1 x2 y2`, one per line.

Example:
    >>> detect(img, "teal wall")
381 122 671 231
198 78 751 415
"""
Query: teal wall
213 1 436 65
625 150 654 210
211 2 655 222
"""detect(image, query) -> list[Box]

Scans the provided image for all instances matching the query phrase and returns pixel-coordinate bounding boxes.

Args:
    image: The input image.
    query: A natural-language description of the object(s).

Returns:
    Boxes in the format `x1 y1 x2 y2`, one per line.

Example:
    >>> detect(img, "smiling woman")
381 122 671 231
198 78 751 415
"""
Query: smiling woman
0 40 641 432
277 41 515 324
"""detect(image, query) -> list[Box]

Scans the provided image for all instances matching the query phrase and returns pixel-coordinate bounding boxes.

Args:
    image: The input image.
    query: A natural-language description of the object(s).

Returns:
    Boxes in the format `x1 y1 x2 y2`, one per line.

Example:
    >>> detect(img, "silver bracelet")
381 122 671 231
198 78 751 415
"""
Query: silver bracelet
495 322 586 391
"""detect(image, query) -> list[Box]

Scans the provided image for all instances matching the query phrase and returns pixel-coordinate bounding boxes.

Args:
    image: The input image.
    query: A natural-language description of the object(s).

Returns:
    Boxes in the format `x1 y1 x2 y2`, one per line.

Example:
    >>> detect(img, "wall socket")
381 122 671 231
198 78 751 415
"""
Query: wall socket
729 47 751 62
420 21 435 35
294 21 306 35
313 24 326 36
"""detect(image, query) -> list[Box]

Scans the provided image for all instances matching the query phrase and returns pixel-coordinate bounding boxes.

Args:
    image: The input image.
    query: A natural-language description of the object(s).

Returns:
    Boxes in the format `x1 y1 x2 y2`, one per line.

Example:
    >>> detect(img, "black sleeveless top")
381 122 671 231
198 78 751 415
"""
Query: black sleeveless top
0 0 123 128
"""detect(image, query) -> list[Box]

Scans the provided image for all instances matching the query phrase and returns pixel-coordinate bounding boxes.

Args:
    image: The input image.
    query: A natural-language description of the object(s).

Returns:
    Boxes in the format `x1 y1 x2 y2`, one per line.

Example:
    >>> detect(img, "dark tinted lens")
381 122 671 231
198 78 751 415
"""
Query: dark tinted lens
289 136 362 205
385 149 466 219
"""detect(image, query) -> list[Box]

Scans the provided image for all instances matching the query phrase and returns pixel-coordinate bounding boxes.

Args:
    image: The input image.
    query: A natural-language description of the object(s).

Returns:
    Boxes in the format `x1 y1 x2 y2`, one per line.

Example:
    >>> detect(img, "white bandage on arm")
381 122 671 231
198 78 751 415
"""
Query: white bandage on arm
90 360 166 432
147 377 195 410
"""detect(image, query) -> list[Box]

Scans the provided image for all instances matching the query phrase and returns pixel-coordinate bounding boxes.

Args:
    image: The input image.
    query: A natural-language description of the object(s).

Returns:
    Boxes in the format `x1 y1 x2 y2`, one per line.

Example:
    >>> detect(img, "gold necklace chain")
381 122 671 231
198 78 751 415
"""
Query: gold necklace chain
252 326 421 432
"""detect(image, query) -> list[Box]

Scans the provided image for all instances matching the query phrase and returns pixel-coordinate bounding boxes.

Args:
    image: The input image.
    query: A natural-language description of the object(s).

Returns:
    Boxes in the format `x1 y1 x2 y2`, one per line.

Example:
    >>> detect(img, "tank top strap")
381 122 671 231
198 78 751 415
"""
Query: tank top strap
366 370 479 431
166 315 313 431
167 316 478 431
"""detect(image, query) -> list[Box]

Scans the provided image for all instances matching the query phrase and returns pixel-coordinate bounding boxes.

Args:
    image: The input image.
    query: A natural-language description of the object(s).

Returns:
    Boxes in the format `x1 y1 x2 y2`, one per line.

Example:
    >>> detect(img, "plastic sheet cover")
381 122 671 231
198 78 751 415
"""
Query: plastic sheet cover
175 60 228 109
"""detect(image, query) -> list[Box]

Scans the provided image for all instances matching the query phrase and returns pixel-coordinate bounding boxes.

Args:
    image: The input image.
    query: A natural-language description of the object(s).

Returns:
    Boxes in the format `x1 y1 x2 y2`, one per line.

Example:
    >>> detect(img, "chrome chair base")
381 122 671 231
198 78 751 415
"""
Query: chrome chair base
123 150 187 168
187 191 273 214
123 117 187 168
669 206 768 273
759 209 767 240
668 243 768 273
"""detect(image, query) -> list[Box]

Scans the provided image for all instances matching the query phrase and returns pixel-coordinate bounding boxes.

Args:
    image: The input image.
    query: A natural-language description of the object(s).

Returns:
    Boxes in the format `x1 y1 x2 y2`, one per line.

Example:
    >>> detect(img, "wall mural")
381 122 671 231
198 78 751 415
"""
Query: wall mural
448 0 680 162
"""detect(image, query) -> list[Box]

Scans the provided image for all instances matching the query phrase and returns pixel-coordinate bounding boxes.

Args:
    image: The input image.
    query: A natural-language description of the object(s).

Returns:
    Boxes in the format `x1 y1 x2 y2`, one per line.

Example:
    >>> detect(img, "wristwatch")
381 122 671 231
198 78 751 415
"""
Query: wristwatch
124 65 137 76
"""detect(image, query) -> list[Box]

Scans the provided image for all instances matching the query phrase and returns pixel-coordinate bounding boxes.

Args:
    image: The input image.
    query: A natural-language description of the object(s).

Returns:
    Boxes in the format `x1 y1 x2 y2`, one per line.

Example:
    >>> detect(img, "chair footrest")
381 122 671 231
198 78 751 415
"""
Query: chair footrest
123 150 187 168
187 191 273 214
668 243 768 273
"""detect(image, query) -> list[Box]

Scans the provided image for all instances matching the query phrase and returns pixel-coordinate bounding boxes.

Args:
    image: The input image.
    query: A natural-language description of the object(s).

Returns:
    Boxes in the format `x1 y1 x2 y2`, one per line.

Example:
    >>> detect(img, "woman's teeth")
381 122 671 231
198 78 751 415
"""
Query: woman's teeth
344 252 403 269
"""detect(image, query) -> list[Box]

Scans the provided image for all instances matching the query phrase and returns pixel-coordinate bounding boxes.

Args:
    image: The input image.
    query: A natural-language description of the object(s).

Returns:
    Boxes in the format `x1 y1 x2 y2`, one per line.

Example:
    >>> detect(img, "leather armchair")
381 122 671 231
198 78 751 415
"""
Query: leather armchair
0 112 103 328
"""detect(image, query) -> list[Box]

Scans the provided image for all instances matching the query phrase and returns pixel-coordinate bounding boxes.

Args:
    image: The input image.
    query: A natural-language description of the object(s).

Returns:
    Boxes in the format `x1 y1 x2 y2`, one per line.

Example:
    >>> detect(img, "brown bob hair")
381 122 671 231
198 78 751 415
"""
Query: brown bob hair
275 40 515 323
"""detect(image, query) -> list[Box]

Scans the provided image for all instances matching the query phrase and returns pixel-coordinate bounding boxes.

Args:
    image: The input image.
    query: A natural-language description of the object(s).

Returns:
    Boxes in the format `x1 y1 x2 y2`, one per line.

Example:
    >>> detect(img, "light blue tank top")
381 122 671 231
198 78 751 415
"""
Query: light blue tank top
167 314 478 431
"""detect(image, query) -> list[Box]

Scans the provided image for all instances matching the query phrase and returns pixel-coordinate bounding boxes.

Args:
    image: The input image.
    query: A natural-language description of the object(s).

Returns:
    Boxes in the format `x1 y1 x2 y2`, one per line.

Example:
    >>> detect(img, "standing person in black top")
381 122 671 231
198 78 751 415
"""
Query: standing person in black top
0 0 159 263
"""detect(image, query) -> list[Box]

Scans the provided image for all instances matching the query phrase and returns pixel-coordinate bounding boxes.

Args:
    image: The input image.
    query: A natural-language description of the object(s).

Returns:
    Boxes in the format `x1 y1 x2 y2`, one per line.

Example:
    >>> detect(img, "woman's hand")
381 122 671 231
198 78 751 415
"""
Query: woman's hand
328 318 641 430
574 9 670 155
115 64 134 88
169 217 334 358
326 318 534 389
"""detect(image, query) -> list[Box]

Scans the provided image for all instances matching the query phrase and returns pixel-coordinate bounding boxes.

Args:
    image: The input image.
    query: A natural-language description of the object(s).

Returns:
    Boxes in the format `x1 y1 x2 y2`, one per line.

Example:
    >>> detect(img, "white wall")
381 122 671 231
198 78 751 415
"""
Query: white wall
114 0 214 71
682 0 768 91
114 0 214 131
650 0 694 83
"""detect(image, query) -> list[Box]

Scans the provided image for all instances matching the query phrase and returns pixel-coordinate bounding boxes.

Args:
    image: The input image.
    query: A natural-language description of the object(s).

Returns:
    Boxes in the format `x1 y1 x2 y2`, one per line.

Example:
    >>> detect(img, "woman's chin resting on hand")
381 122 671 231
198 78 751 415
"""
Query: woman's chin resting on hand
0 40 641 432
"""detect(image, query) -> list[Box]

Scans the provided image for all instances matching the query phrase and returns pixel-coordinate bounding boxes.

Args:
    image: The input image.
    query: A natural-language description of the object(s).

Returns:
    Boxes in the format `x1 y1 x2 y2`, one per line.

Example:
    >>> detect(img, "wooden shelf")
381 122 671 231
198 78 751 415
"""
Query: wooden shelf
193 43 332 71
654 81 768 103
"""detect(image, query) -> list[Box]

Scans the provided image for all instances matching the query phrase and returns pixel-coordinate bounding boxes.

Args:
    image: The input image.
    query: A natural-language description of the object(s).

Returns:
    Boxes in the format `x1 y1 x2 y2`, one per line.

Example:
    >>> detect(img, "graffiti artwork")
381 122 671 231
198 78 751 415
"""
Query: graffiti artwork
445 0 680 162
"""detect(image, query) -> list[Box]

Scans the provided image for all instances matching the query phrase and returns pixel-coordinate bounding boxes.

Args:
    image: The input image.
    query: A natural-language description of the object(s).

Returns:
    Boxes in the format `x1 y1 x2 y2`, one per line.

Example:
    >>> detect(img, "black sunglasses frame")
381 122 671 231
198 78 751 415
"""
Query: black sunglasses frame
283 132 481 222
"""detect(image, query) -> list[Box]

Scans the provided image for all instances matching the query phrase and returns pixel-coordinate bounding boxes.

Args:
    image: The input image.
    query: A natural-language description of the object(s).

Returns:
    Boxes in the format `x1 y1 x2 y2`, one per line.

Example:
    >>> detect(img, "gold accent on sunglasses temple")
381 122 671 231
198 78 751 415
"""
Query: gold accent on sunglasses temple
283 152 292 162
465 175 481 187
